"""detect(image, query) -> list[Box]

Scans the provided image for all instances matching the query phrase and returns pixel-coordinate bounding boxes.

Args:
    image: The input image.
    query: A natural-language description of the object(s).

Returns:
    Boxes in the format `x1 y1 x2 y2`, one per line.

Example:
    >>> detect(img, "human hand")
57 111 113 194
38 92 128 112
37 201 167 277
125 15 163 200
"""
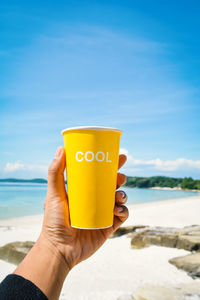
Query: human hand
41 146 129 271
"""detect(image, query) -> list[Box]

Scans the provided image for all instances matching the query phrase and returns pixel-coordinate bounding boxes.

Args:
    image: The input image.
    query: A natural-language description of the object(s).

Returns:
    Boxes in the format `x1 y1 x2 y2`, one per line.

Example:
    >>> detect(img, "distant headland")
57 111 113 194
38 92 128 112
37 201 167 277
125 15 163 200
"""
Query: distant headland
0 178 48 184
125 176 200 191
0 176 199 191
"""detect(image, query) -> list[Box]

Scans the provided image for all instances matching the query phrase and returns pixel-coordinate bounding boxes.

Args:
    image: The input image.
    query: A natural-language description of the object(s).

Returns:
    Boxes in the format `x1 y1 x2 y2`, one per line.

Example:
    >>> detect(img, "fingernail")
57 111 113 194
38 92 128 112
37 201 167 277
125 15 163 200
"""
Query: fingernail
55 146 63 158
117 206 123 212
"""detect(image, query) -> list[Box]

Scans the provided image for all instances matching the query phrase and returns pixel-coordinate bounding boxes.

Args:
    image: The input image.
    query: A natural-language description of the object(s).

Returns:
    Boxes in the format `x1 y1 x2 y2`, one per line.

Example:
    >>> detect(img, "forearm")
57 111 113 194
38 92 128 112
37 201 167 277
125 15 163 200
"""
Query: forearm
13 233 70 300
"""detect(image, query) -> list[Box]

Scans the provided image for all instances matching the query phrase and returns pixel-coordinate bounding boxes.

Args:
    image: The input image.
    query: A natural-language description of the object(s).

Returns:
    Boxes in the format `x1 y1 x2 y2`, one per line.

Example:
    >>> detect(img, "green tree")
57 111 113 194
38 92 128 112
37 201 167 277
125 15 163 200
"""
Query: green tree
181 177 196 189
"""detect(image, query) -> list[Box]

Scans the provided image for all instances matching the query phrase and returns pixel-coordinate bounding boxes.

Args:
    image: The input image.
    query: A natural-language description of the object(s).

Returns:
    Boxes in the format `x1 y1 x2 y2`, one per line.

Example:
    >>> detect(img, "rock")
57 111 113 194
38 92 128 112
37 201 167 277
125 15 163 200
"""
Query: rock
130 232 151 249
169 252 200 279
0 241 34 265
110 225 147 238
129 225 200 279
130 225 200 251
130 227 179 249
180 225 200 236
176 236 200 251
131 283 200 300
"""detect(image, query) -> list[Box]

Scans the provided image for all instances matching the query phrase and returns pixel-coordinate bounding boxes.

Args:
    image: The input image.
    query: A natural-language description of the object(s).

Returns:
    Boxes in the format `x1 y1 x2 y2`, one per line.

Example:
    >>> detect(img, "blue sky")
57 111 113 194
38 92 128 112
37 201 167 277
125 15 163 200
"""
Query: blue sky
0 0 200 179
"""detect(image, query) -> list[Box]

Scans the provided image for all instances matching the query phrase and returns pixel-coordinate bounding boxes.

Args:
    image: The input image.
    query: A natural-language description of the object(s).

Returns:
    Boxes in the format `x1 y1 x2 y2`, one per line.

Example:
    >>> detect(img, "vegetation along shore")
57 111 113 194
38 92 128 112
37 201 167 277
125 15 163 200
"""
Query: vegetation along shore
125 176 200 190
0 176 200 191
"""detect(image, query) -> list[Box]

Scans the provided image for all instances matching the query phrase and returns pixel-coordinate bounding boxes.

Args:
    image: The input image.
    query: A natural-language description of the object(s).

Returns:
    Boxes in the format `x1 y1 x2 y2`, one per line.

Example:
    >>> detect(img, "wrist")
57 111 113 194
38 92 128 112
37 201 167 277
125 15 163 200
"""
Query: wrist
39 229 77 271
37 232 70 273
14 233 70 300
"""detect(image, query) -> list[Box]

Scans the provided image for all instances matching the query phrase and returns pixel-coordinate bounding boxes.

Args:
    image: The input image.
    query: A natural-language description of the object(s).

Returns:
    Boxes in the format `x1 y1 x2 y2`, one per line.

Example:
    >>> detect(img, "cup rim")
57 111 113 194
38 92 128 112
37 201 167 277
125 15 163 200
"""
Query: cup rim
61 126 123 135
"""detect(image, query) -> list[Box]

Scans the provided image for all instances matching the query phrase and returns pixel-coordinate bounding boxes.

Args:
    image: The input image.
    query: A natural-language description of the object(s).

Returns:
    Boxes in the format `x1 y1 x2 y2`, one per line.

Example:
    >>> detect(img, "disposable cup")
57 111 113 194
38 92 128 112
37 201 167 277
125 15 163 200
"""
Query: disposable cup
61 126 122 229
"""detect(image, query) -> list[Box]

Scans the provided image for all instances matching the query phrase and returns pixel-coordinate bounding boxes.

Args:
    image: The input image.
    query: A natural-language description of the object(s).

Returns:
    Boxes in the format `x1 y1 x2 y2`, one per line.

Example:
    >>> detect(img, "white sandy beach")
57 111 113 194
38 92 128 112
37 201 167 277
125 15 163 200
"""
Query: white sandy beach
0 195 200 300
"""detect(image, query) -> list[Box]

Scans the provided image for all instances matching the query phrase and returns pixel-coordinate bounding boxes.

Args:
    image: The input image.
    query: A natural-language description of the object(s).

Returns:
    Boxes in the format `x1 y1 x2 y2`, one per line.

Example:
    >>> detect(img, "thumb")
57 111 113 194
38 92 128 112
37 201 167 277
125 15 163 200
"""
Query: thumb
47 146 66 197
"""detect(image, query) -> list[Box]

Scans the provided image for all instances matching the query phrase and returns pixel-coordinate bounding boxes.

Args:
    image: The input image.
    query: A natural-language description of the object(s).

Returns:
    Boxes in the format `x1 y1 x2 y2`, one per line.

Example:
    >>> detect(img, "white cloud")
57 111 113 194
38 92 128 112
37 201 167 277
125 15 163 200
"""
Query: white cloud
3 151 200 178
4 161 48 173
4 161 25 172
119 148 200 172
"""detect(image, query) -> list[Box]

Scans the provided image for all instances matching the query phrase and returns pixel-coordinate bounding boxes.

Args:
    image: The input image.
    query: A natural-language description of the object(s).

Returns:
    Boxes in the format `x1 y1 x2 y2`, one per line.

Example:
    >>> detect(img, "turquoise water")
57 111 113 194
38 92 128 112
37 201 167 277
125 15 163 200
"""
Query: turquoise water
0 183 198 219
0 184 47 219
122 187 198 204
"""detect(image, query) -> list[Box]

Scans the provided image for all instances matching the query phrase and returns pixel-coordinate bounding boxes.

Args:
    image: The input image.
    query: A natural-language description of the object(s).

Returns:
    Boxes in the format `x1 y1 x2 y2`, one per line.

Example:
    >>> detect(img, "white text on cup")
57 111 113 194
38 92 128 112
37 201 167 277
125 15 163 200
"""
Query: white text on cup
75 151 112 162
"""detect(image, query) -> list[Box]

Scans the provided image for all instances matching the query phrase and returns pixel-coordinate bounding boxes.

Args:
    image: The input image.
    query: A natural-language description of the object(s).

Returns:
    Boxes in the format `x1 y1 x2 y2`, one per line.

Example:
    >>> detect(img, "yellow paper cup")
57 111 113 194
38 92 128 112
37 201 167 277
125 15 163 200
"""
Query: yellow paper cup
61 126 123 229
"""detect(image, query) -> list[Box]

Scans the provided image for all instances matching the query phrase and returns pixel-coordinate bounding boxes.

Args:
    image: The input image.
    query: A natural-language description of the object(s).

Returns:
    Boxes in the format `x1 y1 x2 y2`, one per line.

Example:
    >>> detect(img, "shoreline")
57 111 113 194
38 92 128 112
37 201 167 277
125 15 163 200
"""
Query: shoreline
0 193 199 223
0 193 199 224
1 181 200 192
149 186 200 192
124 194 200 228
127 194 200 208
0 193 200 225
123 185 200 192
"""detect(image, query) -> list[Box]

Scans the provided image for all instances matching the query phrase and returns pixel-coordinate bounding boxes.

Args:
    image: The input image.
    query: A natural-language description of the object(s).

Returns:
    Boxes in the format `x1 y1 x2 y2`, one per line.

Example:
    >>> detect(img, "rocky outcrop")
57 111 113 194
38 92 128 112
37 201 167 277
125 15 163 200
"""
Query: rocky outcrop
130 225 200 251
129 225 200 279
169 252 200 279
176 235 200 251
0 241 34 265
110 225 147 238
130 227 179 249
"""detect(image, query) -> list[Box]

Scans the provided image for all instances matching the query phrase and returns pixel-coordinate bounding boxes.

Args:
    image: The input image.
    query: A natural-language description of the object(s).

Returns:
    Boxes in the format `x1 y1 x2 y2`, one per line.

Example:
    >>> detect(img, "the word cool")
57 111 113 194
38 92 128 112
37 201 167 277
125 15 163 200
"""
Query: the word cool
75 151 112 162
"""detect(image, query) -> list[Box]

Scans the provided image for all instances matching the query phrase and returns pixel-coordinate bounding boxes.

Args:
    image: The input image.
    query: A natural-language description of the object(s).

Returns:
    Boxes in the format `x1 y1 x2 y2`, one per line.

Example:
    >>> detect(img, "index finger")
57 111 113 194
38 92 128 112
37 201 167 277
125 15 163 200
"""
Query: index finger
118 154 127 170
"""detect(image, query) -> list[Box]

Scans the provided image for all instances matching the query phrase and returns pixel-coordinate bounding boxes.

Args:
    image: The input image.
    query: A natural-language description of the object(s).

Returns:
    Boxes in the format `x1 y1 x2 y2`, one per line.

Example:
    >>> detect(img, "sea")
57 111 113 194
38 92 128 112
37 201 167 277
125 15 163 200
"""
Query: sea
0 183 198 219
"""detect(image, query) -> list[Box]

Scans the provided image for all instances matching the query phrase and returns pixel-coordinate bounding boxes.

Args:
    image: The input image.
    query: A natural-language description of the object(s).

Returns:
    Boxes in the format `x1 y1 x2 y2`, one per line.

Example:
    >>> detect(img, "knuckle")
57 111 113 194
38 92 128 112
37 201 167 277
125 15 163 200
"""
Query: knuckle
48 160 58 175
116 190 122 196
48 167 56 176
116 190 127 201
122 205 128 215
